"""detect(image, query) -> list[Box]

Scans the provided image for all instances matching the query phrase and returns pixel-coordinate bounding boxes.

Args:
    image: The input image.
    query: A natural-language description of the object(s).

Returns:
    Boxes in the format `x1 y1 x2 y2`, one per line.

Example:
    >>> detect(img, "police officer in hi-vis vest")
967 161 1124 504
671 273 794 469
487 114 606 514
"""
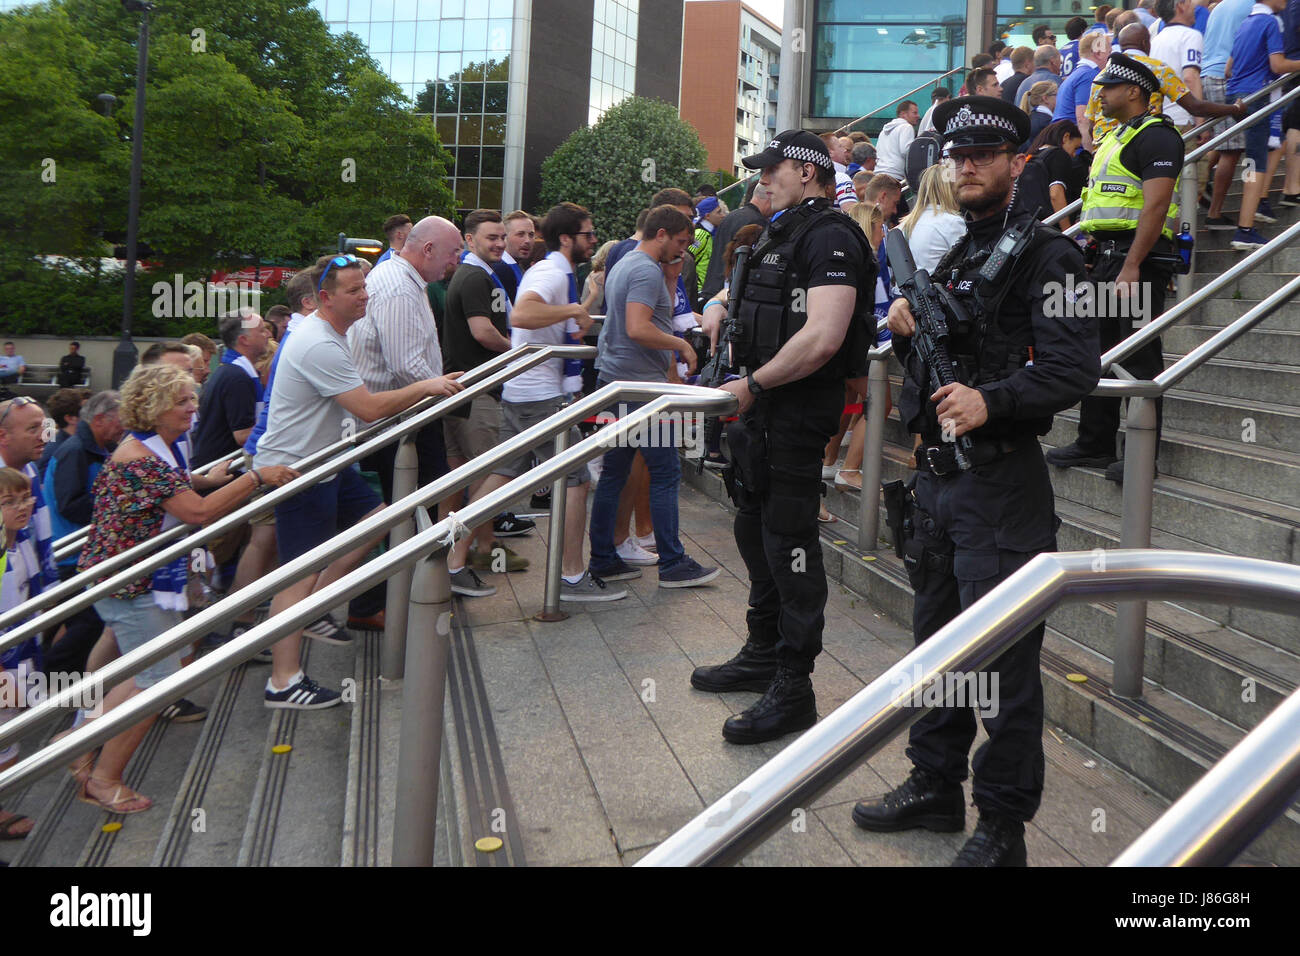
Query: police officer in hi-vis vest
1047 53 1185 483
852 96 1100 866
691 130 877 744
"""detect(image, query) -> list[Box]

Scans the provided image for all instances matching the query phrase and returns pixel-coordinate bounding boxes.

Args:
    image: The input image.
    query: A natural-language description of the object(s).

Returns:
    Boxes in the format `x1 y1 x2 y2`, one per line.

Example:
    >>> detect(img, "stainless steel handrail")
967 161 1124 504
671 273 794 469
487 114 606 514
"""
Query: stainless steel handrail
637 550 1300 866
0 344 595 649
1044 74 1300 230
48 343 578 562
0 380 737 752
1113 683 1300 867
1099 219 1300 373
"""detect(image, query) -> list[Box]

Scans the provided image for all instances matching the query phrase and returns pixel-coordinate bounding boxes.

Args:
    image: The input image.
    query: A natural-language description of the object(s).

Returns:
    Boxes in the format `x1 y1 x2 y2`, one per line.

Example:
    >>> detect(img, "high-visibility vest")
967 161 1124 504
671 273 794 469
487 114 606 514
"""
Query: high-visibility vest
1080 114 1181 240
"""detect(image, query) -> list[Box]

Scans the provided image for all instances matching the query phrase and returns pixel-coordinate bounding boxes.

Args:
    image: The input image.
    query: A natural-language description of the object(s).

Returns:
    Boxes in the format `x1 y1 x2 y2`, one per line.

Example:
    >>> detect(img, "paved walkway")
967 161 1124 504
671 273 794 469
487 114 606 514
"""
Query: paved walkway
446 486 1170 866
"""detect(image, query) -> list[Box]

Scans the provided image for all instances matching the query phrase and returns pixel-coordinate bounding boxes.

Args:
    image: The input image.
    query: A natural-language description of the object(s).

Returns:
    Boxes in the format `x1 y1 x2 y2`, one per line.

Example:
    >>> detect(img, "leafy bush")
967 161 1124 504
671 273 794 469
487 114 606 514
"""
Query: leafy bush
538 97 709 240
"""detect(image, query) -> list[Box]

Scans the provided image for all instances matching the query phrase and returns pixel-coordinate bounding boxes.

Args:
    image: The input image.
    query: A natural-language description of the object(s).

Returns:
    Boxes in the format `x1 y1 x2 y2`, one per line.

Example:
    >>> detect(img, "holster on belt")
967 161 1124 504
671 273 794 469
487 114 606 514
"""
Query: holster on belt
882 477 910 559
722 417 770 503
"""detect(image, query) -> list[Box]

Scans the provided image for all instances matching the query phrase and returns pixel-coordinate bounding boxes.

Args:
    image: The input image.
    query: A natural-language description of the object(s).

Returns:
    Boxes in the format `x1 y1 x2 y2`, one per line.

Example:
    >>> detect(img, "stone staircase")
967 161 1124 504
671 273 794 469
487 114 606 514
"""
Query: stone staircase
764 182 1300 863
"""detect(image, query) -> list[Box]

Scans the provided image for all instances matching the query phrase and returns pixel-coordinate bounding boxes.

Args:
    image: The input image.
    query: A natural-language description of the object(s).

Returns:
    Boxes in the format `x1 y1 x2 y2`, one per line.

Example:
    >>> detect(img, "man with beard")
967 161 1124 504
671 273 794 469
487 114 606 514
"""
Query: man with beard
851 96 1100 865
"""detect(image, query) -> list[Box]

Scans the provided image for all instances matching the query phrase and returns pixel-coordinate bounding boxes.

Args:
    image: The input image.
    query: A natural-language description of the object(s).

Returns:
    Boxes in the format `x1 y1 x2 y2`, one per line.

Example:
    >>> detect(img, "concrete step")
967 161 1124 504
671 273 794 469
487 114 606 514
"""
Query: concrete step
1183 296 1300 335
1045 412 1300 521
1164 324 1300 367
1196 245 1300 274
1161 390 1300 447
1166 350 1300 404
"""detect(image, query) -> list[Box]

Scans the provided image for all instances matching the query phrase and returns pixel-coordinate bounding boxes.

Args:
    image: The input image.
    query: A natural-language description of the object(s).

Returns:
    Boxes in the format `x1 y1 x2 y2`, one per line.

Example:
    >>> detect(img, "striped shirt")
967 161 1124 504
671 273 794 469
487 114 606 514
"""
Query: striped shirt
348 254 442 398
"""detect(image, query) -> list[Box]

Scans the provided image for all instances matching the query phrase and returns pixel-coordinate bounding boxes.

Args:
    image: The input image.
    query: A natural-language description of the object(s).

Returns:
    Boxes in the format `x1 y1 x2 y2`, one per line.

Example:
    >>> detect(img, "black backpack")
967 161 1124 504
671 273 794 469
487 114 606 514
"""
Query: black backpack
905 132 943 193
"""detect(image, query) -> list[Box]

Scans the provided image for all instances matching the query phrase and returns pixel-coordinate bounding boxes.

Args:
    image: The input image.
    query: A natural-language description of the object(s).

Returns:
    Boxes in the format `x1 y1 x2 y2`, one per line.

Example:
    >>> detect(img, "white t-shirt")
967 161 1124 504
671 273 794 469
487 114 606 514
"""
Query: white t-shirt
1151 24 1202 126
876 117 916 180
254 315 365 468
502 252 581 404
994 59 1014 83
903 210 967 274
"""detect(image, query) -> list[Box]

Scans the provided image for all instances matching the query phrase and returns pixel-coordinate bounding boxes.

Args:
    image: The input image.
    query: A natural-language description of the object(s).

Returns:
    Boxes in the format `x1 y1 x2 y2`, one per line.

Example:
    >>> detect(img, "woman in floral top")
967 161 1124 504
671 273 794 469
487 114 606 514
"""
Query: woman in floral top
72 364 296 814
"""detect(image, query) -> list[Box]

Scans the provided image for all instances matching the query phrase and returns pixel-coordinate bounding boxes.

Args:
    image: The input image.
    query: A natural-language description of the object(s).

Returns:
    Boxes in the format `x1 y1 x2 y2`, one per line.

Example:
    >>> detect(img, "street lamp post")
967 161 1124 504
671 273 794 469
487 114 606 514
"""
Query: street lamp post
114 0 155 388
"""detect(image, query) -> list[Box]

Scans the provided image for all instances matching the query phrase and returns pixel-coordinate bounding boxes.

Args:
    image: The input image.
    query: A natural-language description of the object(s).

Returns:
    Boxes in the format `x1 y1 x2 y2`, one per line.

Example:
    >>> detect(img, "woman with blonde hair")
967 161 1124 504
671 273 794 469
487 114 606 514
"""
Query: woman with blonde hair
581 239 618 312
1019 80 1059 149
69 364 298 813
897 163 966 273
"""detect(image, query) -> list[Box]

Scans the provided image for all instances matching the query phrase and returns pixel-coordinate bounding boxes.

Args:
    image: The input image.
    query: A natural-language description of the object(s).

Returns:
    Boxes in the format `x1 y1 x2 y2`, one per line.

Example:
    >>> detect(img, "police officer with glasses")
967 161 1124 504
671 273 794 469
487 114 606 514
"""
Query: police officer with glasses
851 97 1100 866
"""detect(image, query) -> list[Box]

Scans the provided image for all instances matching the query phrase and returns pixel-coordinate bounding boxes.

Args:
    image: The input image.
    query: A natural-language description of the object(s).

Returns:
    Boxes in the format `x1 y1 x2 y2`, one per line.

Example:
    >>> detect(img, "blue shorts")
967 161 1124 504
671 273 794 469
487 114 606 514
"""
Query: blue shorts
1244 115 1271 170
94 595 184 689
275 465 382 564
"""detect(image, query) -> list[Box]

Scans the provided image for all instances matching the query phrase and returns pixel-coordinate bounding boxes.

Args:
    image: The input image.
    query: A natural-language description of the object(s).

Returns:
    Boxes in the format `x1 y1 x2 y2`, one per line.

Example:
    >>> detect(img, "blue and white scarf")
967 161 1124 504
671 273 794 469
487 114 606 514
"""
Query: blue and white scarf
557 252 585 395
462 251 512 324
132 430 192 610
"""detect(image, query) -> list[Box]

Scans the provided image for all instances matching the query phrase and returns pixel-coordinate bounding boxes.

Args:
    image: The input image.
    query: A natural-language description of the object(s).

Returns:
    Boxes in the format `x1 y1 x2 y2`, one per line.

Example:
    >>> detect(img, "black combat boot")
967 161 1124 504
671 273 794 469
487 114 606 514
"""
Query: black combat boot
690 639 779 693
721 667 817 744
951 812 1028 867
851 766 965 833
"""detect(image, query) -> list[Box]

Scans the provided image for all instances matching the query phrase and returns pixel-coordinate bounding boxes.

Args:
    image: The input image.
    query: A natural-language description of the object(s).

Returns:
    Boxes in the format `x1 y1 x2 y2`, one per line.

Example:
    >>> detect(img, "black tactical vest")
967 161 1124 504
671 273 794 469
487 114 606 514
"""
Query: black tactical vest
899 210 1072 443
732 197 876 386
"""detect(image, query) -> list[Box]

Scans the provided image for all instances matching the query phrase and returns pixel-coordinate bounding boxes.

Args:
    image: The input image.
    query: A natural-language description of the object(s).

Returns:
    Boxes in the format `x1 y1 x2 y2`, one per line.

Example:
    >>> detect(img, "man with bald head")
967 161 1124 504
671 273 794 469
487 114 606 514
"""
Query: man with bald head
350 215 465 507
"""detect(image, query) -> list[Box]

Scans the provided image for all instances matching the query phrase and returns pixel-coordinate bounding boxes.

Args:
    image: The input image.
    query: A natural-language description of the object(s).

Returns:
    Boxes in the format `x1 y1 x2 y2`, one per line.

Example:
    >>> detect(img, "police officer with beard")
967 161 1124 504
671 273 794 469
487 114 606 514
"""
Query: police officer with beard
851 97 1100 865
691 130 876 744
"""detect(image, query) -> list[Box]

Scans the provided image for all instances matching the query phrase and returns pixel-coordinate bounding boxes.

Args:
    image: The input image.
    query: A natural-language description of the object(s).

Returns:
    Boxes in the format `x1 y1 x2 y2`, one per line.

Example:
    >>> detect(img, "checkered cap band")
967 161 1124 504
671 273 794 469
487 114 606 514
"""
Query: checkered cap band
943 105 1019 139
1100 62 1156 92
772 140 833 169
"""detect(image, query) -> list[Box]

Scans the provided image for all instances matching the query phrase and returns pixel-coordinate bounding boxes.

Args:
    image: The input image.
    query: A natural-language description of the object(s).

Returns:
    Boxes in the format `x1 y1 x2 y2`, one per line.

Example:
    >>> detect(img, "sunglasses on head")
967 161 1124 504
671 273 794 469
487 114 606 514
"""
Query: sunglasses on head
317 254 360 292
0 396 38 428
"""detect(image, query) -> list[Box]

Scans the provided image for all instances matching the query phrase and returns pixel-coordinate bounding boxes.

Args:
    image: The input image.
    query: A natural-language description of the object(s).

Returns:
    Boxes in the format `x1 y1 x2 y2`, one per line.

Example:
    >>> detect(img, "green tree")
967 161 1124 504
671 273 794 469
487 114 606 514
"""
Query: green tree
538 97 709 240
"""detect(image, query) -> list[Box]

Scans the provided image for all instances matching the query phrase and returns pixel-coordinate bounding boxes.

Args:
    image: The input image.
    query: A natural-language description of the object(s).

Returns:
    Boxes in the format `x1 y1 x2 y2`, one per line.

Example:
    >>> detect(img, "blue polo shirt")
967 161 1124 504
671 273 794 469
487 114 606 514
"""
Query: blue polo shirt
1226 4 1285 98
1059 38 1080 76
1053 60 1099 121
1284 0 1300 59
1202 0 1256 78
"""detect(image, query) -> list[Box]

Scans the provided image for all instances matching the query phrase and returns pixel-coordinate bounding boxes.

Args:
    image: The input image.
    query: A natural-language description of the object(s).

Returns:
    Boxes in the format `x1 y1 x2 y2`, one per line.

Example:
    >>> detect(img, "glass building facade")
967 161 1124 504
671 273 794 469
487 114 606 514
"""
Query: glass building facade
810 0 967 125
589 0 640 125
313 0 515 210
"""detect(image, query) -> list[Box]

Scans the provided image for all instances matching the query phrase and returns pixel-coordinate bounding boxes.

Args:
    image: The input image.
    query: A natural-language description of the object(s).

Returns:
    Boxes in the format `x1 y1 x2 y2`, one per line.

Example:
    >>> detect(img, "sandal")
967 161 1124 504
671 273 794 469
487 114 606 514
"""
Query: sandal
77 778 152 815
818 504 837 523
834 469 863 492
0 808 33 840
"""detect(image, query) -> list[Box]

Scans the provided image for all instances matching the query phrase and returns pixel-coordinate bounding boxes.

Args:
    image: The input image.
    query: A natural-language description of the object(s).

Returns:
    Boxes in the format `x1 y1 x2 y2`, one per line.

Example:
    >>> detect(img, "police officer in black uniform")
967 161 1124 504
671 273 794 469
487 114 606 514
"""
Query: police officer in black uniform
690 130 877 744
850 97 1101 865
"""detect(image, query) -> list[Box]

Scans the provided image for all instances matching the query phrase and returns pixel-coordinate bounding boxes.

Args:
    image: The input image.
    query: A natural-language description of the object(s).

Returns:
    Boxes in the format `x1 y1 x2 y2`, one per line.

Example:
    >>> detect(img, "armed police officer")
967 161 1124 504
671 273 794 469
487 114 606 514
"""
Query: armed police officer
851 97 1100 866
1047 53 1184 482
690 130 877 744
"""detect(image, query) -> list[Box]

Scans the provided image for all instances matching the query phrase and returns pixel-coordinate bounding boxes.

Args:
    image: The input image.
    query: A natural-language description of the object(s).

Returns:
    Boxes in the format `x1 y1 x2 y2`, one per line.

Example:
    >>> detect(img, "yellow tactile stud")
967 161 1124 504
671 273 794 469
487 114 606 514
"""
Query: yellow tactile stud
475 836 503 853
271 744 292 754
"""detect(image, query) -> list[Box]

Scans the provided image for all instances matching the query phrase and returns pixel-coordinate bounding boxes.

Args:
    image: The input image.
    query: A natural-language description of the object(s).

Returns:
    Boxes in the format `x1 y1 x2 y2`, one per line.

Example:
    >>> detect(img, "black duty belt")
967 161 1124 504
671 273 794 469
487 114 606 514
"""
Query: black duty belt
915 436 1034 477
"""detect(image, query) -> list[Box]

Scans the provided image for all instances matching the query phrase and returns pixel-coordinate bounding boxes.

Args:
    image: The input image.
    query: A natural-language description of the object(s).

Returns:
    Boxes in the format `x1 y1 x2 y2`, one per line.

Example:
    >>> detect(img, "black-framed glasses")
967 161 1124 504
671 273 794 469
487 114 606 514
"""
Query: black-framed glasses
943 148 1015 169
574 230 597 241
317 253 360 292
0 396 38 428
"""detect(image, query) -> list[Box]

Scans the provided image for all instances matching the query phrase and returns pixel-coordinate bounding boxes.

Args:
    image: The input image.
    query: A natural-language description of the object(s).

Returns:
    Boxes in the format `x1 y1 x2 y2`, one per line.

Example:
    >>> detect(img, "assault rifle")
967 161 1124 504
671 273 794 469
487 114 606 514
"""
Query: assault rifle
885 228 975 472
696 244 753 474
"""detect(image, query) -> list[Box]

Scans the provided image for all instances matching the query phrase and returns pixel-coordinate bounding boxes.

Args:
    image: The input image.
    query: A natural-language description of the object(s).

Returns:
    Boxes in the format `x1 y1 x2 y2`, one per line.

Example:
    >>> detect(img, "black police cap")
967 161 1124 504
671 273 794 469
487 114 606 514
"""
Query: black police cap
741 130 834 171
932 95 1031 149
1094 52 1161 96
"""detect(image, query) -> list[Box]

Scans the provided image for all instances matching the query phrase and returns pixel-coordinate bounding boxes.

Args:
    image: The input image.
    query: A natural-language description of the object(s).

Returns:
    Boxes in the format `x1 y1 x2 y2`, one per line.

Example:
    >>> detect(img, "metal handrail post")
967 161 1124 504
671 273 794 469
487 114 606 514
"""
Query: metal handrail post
1113 684 1300 867
1177 161 1197 299
857 358 889 552
382 435 419 679
538 427 571 622
391 535 453 866
1113 396 1159 698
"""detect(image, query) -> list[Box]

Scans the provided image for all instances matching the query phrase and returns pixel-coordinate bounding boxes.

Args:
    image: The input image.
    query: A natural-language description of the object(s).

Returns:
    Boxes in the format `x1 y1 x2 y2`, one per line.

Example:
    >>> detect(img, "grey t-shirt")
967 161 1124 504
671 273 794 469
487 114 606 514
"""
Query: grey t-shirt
598 248 674 383
254 315 364 468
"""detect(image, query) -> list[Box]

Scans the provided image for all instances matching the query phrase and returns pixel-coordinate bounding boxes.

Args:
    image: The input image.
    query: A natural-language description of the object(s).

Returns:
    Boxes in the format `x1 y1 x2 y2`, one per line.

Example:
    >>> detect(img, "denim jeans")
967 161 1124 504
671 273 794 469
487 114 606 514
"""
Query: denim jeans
588 398 686 572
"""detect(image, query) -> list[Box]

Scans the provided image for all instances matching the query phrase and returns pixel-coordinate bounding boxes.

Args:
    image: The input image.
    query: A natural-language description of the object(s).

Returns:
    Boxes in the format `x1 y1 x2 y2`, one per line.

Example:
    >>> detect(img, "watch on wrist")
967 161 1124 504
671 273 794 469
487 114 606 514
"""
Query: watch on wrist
746 372 764 397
